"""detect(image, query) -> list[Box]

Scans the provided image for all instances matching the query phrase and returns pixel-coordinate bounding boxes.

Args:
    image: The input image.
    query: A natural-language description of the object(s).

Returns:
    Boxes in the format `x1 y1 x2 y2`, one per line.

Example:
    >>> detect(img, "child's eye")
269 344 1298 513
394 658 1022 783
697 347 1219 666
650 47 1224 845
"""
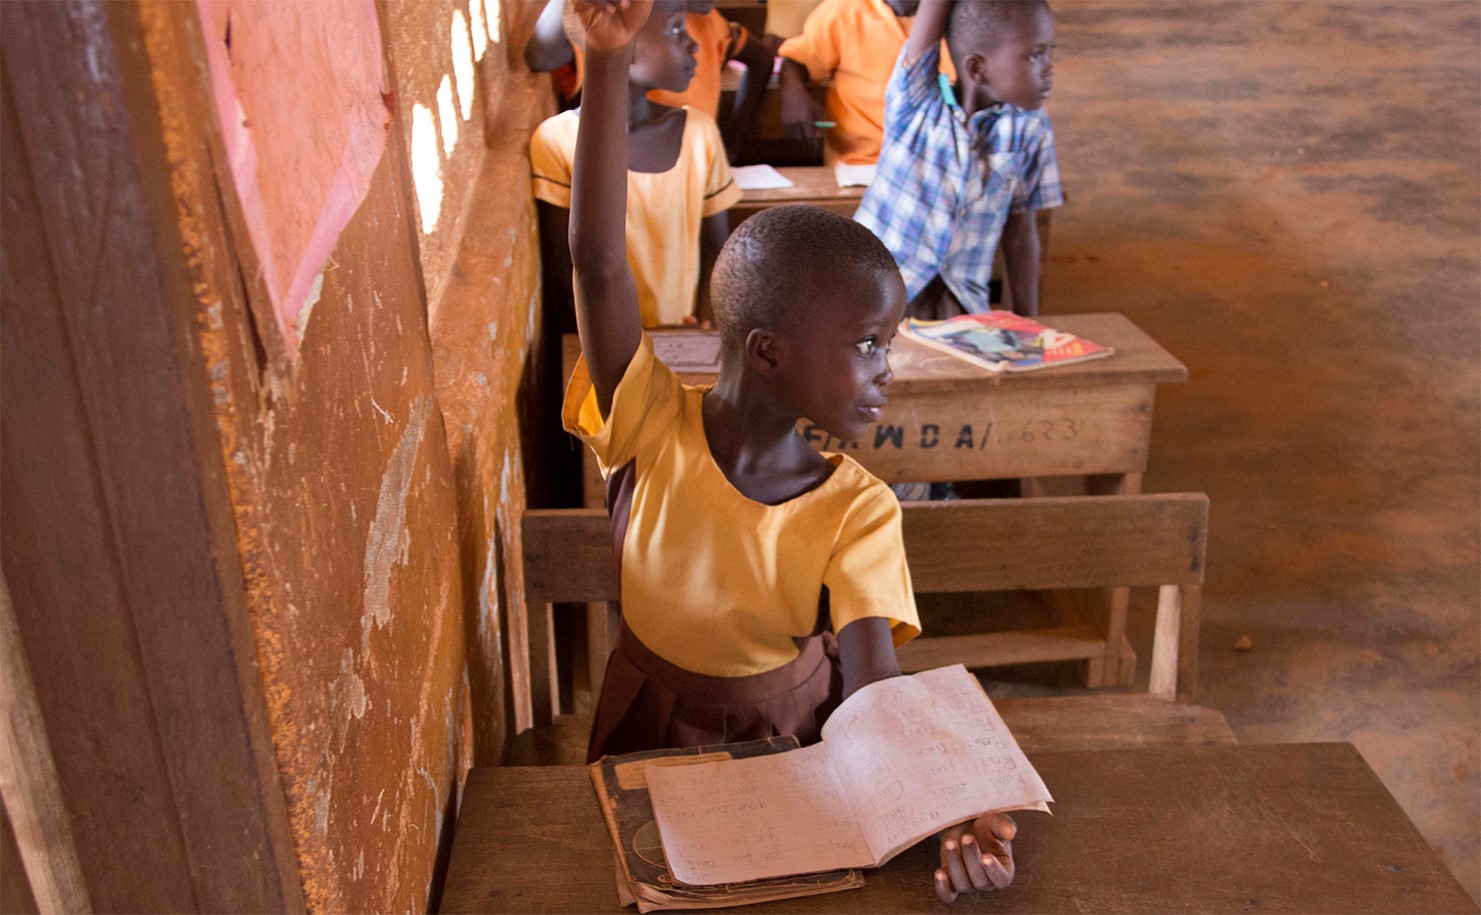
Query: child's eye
853 337 878 357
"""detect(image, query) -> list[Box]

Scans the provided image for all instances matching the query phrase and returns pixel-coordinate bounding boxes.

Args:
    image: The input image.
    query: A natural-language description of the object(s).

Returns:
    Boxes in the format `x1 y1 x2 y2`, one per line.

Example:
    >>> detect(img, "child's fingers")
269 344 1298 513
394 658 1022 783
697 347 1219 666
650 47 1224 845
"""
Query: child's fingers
988 812 1017 842
958 834 995 891
984 850 1015 889
941 839 974 894
934 868 959 904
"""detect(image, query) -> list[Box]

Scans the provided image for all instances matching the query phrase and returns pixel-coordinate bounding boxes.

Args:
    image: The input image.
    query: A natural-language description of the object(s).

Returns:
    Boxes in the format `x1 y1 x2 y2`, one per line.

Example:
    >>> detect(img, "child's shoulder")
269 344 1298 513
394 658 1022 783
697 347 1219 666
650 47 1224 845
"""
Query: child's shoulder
531 108 581 148
816 453 901 519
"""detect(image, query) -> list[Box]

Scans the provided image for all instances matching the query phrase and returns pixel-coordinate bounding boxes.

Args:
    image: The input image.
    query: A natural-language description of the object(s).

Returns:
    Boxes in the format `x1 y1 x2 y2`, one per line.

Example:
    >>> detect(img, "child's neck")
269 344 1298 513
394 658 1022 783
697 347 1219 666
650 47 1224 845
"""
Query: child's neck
954 79 1004 117
627 84 660 130
703 373 831 504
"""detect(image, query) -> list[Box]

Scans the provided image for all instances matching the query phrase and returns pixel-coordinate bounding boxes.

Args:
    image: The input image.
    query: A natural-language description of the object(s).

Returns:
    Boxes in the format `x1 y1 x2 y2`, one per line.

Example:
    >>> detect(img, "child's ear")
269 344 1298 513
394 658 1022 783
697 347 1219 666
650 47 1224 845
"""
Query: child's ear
962 52 989 88
744 327 782 374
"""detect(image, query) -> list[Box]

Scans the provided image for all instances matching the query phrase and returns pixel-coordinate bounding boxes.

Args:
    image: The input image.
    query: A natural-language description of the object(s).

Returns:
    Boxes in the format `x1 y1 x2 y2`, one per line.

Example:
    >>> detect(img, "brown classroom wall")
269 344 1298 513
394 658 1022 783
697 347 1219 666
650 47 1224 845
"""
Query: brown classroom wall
386 0 556 759
139 0 552 909
137 2 471 908
1 0 550 908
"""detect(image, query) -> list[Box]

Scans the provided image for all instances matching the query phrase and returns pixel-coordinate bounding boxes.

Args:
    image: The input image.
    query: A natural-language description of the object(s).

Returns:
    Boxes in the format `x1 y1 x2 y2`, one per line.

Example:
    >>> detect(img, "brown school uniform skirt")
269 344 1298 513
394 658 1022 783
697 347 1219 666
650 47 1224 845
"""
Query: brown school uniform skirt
589 461 846 762
586 621 845 763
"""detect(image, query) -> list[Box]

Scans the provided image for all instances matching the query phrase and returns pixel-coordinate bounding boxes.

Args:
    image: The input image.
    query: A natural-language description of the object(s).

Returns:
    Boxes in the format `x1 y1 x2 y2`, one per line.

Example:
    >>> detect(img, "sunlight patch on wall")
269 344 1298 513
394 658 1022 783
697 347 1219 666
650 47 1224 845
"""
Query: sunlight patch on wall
469 0 488 60
451 11 476 120
410 102 443 233
436 75 459 155
485 0 502 45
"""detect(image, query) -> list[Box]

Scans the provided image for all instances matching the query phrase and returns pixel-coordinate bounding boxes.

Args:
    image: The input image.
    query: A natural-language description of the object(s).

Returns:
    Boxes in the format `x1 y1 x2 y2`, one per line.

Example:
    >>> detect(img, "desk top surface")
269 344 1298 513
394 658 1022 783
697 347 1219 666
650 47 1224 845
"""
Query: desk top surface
564 313 1187 392
440 742 1476 914
738 166 869 205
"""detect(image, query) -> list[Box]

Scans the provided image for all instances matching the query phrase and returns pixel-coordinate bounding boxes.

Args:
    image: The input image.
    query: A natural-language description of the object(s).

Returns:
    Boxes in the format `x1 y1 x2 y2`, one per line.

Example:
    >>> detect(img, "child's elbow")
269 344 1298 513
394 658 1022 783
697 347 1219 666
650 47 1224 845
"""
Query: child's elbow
570 244 629 286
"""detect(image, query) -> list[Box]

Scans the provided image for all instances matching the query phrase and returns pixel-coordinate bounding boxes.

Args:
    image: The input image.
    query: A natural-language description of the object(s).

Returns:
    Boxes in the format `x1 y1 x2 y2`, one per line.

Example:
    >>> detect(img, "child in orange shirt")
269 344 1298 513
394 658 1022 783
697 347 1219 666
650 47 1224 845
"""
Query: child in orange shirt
566 0 1020 903
777 0 954 165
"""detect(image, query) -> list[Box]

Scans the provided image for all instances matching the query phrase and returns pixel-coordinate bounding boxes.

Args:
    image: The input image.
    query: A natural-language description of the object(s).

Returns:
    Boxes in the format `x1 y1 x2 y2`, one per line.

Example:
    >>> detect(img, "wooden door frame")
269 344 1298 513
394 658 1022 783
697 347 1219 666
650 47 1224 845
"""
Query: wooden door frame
0 2 303 910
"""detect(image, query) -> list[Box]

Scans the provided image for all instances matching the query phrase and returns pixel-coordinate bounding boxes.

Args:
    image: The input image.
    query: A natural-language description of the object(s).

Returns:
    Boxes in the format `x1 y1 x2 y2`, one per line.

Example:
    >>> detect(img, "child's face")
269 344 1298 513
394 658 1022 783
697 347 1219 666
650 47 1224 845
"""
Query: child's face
973 6 1056 110
631 5 698 94
778 271 908 443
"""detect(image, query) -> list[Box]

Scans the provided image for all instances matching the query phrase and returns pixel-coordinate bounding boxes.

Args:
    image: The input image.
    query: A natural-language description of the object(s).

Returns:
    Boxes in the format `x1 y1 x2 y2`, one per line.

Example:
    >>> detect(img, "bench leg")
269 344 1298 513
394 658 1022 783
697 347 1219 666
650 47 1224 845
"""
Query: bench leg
1149 583 1202 702
586 601 617 707
1087 471 1142 684
528 601 559 727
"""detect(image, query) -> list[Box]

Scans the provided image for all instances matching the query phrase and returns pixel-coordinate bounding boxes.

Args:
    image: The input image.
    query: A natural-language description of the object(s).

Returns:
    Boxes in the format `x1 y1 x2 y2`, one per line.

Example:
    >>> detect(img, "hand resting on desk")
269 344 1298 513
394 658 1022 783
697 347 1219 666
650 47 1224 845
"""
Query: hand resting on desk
936 813 1017 903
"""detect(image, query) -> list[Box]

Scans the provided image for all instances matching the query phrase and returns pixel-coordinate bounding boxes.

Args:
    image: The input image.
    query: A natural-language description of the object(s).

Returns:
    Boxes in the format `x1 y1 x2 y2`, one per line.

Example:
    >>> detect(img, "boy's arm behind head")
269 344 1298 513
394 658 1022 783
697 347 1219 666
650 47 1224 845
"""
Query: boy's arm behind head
902 0 950 68
568 0 648 416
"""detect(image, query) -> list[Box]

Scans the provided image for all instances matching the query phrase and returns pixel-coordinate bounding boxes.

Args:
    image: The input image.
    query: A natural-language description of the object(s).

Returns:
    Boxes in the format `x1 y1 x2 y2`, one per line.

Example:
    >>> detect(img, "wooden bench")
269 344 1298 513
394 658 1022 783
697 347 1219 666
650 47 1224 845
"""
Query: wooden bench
512 492 1208 736
443 743 1480 914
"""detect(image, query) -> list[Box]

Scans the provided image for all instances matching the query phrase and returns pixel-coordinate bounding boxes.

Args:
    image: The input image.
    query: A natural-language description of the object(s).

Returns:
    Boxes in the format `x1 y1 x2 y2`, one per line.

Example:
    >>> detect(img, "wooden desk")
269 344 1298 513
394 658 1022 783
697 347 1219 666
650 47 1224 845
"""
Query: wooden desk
729 166 868 227
564 313 1186 500
440 743 1477 914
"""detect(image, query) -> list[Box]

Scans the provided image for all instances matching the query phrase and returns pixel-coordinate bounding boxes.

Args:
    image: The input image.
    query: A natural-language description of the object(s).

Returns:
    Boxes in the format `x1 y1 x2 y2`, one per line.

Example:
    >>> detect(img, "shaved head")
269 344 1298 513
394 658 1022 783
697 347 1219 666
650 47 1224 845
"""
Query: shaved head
947 0 1050 61
710 206 901 356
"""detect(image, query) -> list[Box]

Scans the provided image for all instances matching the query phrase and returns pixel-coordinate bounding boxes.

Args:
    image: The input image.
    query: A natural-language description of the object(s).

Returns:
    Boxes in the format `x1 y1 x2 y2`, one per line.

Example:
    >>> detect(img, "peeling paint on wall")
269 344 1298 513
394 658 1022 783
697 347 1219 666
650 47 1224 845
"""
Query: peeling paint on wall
363 395 431 648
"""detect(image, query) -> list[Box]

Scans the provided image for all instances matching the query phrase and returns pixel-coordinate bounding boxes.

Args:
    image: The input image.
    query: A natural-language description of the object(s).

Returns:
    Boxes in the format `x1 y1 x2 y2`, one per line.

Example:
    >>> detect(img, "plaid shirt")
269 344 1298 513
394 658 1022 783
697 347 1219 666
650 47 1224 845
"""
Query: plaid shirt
855 45 1064 313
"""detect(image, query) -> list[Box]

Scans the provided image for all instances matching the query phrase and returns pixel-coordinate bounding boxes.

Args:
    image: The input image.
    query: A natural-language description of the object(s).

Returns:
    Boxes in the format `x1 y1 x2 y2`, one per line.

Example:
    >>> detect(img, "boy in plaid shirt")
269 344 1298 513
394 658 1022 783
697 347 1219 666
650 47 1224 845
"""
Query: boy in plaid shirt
855 0 1062 318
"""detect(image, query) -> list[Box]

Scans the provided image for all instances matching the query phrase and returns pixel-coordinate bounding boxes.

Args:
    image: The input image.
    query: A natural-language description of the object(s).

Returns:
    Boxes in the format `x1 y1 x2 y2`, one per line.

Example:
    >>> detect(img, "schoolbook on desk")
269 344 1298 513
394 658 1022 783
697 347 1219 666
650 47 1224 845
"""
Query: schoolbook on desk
589 666 1051 903
589 738 865 911
900 311 1113 373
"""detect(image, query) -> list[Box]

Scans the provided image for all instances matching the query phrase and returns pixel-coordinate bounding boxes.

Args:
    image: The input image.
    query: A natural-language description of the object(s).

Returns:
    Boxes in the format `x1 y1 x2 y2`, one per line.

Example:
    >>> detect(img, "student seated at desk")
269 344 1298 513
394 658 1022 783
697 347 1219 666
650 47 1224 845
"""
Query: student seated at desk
525 0 775 152
564 1 1020 901
530 0 742 327
855 0 1063 318
776 0 955 166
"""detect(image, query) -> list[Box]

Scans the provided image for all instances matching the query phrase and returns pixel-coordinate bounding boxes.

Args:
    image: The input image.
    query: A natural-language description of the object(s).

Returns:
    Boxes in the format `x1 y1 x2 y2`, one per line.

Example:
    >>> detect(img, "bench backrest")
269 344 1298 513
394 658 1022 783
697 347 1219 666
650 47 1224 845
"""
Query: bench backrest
524 494 1206 602
517 494 1208 729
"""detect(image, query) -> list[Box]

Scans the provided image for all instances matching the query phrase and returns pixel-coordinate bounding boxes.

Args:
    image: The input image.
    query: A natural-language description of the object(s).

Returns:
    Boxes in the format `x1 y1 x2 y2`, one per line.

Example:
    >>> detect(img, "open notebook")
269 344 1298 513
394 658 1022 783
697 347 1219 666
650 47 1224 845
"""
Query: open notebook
646 666 1052 887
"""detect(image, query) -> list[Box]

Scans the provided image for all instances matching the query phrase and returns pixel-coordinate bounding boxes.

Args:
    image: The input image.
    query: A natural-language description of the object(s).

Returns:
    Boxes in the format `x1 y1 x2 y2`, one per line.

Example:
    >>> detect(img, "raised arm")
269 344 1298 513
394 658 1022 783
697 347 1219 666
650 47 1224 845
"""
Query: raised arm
722 28 775 153
525 0 576 72
569 0 650 415
902 0 951 68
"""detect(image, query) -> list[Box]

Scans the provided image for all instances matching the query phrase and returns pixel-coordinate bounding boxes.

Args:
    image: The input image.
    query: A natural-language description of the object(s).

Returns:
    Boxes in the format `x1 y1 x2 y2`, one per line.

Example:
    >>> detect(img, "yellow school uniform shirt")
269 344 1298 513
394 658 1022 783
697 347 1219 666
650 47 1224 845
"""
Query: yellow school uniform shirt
648 10 743 118
778 0 955 165
563 334 921 677
530 108 742 326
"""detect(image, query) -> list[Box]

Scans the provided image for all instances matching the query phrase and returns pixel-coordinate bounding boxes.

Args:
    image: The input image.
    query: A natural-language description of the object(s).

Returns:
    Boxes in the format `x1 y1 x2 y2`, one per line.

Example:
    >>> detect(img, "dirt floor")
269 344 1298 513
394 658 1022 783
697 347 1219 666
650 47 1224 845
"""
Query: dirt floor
1021 0 1480 901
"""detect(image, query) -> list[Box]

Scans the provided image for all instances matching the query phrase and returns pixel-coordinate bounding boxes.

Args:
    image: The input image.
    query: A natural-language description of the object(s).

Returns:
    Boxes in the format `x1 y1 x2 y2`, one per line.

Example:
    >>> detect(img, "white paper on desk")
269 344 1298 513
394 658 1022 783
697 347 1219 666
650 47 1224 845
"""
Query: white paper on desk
650 331 721 371
834 163 877 187
732 164 795 191
645 666 1052 886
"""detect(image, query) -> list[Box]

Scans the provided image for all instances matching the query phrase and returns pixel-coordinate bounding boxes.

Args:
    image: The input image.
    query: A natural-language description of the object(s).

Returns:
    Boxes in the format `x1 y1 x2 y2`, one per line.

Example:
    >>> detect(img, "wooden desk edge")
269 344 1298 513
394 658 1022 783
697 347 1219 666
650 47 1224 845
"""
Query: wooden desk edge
441 743 1479 915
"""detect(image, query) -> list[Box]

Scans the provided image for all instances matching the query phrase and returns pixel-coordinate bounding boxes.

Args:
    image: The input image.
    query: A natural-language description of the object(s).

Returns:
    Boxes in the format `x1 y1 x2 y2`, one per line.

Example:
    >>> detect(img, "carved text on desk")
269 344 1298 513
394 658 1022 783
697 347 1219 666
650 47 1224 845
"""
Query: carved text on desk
803 419 1094 452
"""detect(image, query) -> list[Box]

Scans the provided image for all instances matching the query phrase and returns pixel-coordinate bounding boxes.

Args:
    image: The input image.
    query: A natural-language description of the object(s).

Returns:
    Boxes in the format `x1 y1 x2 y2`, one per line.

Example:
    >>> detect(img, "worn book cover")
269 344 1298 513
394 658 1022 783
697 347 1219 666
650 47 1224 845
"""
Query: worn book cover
900 311 1113 373
588 737 865 912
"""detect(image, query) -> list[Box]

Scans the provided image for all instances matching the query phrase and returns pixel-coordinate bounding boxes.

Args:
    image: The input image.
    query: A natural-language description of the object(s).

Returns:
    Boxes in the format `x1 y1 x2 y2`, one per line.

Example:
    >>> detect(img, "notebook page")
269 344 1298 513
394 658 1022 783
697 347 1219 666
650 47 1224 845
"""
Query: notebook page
833 162 877 187
732 164 795 191
646 742 873 886
821 666 1053 864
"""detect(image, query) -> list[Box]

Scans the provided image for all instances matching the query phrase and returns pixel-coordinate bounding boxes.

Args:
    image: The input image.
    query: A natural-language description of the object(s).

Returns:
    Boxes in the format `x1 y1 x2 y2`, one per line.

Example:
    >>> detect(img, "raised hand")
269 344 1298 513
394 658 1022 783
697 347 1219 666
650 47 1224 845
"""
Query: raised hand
933 812 1016 903
571 0 654 52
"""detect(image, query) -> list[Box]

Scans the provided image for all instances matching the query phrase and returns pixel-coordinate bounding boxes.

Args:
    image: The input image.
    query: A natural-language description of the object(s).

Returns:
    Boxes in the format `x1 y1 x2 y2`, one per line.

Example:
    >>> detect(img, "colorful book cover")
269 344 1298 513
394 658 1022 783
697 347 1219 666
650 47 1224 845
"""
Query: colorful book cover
899 311 1114 373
